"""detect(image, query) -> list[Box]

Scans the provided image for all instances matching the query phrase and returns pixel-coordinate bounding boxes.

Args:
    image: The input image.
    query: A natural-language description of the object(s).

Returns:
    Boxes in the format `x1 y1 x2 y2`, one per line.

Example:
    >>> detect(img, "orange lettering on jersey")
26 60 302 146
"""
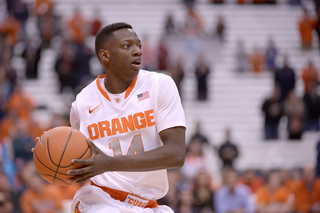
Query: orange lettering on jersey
145 109 155 127
111 118 124 135
87 123 99 140
128 198 134 204
87 109 156 140
133 112 147 129
121 115 135 133
98 120 111 137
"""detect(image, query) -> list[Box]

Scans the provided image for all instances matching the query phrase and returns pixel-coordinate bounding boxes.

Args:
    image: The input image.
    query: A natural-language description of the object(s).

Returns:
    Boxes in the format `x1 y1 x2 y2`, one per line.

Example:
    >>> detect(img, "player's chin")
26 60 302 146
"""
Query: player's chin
131 63 141 71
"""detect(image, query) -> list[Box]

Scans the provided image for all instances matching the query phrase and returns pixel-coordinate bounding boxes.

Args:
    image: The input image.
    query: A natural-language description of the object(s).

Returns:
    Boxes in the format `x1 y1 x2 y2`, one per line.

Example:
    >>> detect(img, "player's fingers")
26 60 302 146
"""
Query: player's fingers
31 148 35 153
68 172 92 183
36 137 40 141
71 159 92 166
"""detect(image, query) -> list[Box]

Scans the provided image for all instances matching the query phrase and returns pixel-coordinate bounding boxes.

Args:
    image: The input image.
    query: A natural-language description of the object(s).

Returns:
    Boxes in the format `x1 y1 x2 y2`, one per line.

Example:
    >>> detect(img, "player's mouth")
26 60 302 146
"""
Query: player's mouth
131 59 141 69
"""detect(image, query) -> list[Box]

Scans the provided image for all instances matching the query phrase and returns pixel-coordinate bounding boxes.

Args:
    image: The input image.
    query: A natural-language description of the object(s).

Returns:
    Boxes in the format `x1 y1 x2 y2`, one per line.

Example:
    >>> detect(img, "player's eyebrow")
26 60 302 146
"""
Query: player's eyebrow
122 39 141 43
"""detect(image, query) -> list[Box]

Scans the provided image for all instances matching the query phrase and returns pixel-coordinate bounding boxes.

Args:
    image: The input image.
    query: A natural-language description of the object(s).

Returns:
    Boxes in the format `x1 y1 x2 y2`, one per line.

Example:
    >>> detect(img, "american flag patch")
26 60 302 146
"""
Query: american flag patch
137 91 150 101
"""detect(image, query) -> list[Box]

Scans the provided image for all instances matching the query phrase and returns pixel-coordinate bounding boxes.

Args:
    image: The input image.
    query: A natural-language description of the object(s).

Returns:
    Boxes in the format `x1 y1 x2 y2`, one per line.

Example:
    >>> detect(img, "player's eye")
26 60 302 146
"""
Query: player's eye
124 44 130 48
138 44 142 49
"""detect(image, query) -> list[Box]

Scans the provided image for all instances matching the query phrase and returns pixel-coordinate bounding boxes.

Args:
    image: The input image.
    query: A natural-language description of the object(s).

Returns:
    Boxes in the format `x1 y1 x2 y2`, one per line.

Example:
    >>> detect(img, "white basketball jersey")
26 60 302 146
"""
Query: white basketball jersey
70 70 186 200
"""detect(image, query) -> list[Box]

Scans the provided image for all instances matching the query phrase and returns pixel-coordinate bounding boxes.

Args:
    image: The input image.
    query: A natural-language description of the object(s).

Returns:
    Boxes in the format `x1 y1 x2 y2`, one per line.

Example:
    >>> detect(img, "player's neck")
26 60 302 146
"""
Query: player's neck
104 76 132 94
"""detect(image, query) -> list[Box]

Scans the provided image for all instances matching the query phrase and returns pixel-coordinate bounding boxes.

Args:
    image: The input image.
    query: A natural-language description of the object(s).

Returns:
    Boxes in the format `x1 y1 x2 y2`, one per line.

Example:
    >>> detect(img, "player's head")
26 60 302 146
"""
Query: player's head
95 22 133 58
95 22 142 81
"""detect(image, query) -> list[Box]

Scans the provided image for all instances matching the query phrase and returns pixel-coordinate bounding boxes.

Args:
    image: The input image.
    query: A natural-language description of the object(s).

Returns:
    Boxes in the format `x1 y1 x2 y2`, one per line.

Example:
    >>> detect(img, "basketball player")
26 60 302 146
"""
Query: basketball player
68 22 186 213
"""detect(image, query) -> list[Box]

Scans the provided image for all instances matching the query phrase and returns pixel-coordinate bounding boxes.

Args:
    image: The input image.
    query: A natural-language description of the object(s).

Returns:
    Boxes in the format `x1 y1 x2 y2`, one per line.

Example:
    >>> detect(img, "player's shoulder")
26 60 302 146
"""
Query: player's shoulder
75 77 98 100
139 70 171 81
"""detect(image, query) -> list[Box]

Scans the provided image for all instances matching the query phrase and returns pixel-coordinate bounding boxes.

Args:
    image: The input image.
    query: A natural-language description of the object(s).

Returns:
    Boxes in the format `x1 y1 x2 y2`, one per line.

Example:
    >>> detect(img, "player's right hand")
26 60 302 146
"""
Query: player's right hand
67 138 110 184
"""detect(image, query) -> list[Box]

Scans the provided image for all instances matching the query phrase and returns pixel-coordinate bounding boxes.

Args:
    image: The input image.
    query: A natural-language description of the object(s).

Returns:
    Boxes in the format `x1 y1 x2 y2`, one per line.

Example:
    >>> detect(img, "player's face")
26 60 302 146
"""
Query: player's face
107 28 142 82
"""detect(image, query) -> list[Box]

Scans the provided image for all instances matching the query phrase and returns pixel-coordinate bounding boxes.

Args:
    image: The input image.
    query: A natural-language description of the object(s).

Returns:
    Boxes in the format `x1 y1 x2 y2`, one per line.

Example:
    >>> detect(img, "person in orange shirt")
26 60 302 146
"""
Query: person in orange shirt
298 8 317 50
292 164 320 213
301 60 319 95
250 46 265 73
256 171 293 213
1 12 21 46
33 0 53 16
20 162 63 213
68 8 87 45
5 84 34 121
238 169 265 193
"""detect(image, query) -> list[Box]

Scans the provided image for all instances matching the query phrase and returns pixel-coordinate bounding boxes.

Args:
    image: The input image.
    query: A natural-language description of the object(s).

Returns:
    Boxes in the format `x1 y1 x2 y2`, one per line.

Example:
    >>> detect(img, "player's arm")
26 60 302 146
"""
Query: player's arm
68 75 186 183
68 126 185 183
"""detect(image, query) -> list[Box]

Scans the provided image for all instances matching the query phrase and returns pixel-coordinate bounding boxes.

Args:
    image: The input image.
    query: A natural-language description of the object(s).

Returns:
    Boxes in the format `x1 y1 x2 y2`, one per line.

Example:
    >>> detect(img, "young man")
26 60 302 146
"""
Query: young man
68 22 186 213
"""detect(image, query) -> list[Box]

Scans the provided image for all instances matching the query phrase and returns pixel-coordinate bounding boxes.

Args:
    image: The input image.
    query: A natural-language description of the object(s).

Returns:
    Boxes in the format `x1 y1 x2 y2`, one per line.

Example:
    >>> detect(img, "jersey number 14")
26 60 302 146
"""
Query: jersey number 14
109 134 145 157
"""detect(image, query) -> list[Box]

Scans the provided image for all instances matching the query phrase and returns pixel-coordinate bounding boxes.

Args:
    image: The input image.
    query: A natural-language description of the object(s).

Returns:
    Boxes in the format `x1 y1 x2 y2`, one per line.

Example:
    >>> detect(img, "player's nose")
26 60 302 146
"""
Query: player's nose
132 45 142 56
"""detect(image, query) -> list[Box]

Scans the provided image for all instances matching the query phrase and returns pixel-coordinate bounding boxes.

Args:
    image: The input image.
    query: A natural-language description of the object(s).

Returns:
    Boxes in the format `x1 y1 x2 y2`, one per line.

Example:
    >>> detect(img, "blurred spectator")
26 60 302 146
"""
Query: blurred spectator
218 128 239 169
235 39 248 73
141 34 155 71
195 54 210 101
261 86 283 140
265 37 278 72
168 56 185 98
158 169 183 211
20 162 63 213
90 9 102 36
278 168 301 192
215 168 254 213
283 90 305 140
303 83 320 131
157 37 169 70
316 8 320 50
301 60 319 95
0 172 21 212
164 13 176 35
190 122 209 145
11 0 29 40
250 46 265 73
275 54 296 102
33 0 54 17
11 119 34 163
256 171 293 213
215 15 225 42
22 38 41 79
180 138 206 180
1 12 21 46
67 7 87 45
193 171 215 213
73 43 93 92
0 190 13 213
239 169 265 193
1 46 17 94
176 187 195 213
298 8 317 50
292 164 320 212
55 43 77 93
184 5 204 36
6 84 34 121
37 6 61 49
317 141 320 178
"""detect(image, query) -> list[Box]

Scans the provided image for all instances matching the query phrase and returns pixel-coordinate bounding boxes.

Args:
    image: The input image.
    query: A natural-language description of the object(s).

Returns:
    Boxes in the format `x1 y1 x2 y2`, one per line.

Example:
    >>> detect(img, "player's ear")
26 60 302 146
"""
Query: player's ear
99 49 109 63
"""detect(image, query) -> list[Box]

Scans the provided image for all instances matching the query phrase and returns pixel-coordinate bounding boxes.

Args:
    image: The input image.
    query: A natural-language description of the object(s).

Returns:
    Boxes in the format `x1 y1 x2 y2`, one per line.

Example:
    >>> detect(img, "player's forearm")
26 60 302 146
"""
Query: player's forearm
105 143 185 172
105 127 186 172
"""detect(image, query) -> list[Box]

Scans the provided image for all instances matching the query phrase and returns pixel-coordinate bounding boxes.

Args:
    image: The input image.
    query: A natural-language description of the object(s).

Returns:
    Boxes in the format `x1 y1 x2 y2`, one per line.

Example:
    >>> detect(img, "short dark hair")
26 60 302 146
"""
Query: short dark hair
95 22 133 58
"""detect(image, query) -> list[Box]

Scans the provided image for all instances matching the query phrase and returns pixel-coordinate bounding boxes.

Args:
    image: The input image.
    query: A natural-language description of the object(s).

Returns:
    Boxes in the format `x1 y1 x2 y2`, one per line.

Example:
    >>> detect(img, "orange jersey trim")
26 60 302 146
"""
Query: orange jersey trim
96 74 138 102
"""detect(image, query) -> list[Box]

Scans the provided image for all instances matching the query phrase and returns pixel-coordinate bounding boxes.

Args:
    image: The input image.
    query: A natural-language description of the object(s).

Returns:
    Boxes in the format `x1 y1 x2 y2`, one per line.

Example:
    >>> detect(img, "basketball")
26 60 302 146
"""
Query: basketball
33 126 92 186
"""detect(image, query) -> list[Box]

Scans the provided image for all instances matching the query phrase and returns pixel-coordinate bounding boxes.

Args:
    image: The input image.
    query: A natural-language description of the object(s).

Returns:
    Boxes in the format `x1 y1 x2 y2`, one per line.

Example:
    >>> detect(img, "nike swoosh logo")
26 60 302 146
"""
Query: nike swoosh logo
89 104 101 114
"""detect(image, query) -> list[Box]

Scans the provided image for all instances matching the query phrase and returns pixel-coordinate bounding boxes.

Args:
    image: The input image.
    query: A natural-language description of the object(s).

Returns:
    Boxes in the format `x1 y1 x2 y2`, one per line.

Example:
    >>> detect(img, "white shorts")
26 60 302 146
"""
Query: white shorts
71 185 174 213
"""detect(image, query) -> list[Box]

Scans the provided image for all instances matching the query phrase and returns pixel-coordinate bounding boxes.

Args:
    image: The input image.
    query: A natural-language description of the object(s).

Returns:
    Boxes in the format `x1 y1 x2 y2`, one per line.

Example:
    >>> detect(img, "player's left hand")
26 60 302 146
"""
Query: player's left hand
68 138 110 184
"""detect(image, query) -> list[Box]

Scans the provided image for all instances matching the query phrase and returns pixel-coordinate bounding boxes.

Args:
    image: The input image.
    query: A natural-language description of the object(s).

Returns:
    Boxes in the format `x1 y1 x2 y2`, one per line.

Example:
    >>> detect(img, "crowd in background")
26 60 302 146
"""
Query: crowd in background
0 0 320 212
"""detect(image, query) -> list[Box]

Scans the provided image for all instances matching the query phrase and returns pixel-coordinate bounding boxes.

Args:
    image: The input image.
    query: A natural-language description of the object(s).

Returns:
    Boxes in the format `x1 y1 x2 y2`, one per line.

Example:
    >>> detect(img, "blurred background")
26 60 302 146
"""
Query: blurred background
0 0 320 212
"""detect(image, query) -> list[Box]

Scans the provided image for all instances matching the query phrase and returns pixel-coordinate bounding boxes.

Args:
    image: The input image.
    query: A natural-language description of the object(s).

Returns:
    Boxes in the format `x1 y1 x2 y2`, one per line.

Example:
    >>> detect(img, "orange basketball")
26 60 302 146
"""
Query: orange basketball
33 126 92 186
